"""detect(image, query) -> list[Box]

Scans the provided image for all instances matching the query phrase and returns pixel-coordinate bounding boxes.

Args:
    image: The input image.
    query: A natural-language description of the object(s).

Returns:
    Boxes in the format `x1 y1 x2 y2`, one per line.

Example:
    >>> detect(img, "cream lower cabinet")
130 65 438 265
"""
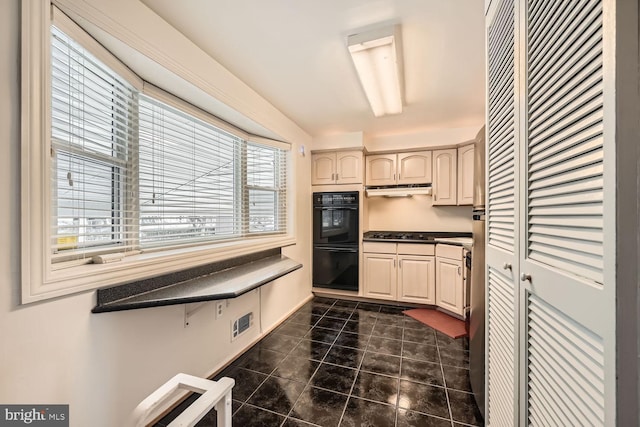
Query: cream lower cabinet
363 252 397 300
363 242 435 304
435 244 465 316
397 254 435 304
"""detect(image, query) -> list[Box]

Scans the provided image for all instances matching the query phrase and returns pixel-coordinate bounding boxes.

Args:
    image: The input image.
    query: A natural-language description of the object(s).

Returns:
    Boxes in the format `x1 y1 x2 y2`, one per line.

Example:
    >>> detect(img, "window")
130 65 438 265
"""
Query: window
51 26 137 259
50 25 289 264
20 4 293 303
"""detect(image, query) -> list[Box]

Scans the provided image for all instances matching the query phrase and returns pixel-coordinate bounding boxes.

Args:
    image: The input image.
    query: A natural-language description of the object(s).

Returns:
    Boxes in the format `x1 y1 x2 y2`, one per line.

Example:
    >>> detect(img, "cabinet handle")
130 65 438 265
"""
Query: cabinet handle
393 173 396 181
394 259 396 268
399 259 402 268
331 173 335 181
458 266 461 276
336 173 339 180
520 273 532 282
503 262 512 271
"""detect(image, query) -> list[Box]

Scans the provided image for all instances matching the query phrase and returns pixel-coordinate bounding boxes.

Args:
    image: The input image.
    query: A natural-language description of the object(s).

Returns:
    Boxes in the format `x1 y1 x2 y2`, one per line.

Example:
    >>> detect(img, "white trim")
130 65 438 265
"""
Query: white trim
52 5 143 90
247 135 291 152
21 0 299 304
21 0 52 304
52 0 310 145
142 82 248 141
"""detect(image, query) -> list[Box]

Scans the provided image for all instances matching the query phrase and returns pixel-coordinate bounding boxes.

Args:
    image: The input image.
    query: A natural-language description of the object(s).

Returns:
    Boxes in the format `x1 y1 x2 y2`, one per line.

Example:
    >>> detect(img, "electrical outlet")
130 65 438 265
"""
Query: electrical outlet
216 301 224 319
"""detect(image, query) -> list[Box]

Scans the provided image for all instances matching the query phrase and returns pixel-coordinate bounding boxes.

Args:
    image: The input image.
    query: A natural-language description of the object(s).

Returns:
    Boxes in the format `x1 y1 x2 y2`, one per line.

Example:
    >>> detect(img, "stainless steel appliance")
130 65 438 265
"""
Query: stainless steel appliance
312 192 359 291
469 126 486 419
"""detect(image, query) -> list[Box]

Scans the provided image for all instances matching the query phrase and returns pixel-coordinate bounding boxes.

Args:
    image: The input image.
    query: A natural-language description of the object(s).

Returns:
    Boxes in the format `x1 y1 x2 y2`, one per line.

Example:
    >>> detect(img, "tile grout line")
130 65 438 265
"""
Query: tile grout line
236 298 332 427
394 318 406 427
336 304 380 427
280 299 345 426
435 331 456 427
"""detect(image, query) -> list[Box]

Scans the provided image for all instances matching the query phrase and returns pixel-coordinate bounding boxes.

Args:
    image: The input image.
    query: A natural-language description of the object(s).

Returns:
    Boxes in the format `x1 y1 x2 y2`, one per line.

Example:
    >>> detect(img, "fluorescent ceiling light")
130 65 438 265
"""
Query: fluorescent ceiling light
348 26 404 117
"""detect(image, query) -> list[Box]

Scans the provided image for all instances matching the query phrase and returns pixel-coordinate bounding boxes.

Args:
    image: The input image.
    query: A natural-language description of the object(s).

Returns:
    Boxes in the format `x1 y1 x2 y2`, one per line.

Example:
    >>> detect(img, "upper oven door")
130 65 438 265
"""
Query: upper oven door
313 205 359 245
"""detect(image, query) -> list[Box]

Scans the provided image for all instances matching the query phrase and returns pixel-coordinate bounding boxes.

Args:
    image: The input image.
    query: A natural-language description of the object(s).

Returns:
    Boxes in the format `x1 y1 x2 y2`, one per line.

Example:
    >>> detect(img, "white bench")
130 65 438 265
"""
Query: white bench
130 373 235 427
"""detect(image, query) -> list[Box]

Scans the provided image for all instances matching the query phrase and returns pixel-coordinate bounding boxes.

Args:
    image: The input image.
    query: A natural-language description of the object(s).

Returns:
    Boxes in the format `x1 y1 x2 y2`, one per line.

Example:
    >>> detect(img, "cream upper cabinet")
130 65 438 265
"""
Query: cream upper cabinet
432 148 457 205
366 151 433 186
335 151 362 184
457 143 474 205
397 151 432 185
435 244 464 316
311 150 362 185
365 154 396 186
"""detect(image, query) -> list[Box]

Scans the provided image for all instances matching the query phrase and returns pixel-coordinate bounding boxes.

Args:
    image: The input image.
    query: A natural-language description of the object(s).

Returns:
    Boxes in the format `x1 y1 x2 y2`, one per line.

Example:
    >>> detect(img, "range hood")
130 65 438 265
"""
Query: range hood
365 184 432 198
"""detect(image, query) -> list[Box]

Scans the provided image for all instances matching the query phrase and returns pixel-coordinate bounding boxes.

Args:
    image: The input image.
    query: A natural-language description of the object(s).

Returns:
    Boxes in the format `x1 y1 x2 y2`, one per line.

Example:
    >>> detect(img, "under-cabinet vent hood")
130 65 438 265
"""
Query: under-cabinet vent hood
365 184 432 198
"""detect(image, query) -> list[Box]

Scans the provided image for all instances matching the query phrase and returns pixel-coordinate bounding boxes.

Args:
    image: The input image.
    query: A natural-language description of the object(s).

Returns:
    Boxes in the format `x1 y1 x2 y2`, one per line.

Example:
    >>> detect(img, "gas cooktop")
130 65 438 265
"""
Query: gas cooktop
363 231 472 243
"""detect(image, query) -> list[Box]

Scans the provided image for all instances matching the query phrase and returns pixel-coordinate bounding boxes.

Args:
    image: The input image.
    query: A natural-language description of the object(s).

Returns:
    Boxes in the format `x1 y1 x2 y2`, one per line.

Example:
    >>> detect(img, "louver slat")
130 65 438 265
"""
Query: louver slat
527 294 605 426
487 0 516 255
527 0 604 284
487 267 515 426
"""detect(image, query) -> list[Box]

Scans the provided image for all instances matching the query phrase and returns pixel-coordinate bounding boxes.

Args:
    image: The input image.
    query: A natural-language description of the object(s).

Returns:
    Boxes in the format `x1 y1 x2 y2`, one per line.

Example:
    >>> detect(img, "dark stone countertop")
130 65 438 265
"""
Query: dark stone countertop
362 231 472 245
93 252 302 313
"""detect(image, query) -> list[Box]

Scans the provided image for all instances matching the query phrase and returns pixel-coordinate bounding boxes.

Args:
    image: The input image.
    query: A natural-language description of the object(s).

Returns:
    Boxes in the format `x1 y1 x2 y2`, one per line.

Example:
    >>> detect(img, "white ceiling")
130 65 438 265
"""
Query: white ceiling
139 0 486 140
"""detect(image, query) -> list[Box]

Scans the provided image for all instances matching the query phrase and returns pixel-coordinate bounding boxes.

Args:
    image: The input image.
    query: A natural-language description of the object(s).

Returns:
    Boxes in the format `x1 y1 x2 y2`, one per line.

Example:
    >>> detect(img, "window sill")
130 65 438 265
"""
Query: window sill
92 250 302 313
24 234 295 304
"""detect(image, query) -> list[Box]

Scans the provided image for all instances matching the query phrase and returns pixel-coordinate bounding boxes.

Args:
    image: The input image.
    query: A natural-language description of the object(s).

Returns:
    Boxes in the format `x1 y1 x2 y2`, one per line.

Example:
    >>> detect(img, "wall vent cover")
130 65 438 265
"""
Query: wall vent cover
231 312 253 341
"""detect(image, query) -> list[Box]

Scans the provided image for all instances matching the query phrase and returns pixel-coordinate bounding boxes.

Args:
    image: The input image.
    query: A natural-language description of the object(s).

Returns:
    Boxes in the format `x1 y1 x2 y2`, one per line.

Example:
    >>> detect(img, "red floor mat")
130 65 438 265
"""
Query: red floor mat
403 308 467 339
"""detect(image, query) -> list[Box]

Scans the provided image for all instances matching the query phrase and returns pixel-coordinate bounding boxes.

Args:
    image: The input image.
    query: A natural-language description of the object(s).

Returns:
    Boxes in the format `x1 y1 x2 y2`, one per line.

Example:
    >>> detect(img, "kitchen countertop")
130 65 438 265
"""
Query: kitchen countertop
433 237 474 250
363 231 473 247
92 251 302 313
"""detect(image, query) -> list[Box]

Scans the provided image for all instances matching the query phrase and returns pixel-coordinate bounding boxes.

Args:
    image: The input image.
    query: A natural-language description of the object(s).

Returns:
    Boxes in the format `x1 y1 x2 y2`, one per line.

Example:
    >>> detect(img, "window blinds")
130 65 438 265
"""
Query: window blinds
50 24 289 261
50 25 137 257
138 95 241 247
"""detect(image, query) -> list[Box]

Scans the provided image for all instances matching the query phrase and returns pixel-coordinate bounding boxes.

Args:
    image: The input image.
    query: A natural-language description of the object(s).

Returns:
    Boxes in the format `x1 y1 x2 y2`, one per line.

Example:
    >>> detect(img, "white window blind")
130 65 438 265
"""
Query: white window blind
50 25 137 259
245 142 288 234
138 95 241 247
50 25 289 262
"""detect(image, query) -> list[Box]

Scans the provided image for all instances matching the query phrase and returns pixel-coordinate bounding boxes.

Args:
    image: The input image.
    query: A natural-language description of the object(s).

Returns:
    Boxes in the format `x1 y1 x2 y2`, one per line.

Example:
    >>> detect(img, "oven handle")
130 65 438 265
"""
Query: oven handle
314 247 359 253
314 206 358 211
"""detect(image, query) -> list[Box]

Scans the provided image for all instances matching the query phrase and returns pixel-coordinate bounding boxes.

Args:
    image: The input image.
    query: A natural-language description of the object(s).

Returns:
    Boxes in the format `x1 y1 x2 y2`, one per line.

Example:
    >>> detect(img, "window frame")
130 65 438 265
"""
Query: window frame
21 1 295 303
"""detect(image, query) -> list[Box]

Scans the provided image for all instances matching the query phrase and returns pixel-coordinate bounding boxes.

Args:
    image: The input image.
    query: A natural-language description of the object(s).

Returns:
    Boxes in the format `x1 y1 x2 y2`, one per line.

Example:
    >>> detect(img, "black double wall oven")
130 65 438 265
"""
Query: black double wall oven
312 192 359 291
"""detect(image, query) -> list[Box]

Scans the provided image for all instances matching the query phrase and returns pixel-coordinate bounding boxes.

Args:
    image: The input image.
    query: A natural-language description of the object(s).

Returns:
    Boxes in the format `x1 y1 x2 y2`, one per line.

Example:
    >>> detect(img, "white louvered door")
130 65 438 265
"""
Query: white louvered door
485 0 519 425
521 0 614 425
485 0 617 425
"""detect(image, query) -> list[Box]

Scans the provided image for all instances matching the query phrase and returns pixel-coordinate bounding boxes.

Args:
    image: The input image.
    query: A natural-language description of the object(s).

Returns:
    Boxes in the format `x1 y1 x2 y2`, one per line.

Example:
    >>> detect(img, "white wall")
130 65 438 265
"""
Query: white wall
366 126 481 151
0 1 312 425
366 197 472 232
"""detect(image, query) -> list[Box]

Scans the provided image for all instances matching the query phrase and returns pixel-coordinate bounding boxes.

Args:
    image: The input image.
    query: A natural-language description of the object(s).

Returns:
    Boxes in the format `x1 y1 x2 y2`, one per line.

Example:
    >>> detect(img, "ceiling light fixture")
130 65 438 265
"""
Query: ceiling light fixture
347 25 404 117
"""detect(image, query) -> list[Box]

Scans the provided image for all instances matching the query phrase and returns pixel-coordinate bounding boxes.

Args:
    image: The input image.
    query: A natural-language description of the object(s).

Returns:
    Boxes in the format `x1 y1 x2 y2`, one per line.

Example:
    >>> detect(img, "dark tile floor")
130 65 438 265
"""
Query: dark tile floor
155 297 484 427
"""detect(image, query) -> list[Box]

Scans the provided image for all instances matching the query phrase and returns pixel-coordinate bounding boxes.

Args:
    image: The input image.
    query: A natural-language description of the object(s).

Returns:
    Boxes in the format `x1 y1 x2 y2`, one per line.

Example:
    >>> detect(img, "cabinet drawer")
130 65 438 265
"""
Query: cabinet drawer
397 243 435 256
436 244 463 260
363 242 397 254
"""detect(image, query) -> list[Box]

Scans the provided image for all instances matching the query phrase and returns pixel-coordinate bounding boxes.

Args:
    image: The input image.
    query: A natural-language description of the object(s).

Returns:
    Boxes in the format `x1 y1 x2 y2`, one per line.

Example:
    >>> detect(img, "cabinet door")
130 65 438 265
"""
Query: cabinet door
365 154 396 186
397 151 432 185
435 256 463 315
363 253 397 301
457 144 474 205
311 153 336 185
432 149 457 205
336 151 362 184
398 255 435 304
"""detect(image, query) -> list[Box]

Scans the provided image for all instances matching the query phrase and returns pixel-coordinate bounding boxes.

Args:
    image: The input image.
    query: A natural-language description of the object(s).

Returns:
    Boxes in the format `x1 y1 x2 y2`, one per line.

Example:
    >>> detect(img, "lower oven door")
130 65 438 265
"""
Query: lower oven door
312 246 359 291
